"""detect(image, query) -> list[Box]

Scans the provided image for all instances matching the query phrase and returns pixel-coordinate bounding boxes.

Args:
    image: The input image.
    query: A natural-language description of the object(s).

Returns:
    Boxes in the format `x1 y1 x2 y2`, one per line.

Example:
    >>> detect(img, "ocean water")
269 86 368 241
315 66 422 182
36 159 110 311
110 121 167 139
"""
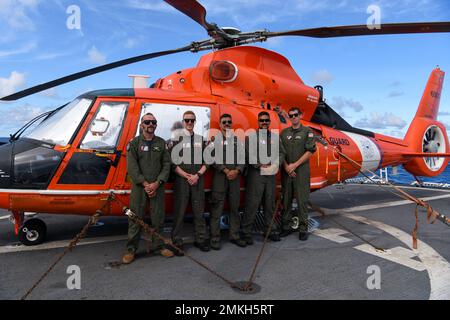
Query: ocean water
387 165 450 185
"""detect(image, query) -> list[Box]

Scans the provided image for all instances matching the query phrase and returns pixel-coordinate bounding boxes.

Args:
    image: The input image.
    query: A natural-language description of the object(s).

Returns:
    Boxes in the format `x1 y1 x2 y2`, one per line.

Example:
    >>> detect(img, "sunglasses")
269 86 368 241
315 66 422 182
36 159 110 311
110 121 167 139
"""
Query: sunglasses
183 118 196 123
258 119 270 123
221 120 232 125
288 113 300 118
142 120 157 125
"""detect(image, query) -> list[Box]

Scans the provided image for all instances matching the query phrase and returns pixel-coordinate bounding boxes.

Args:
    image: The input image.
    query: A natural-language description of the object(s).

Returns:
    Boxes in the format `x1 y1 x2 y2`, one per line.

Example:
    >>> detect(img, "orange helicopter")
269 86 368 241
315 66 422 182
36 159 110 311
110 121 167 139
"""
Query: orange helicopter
0 0 449 246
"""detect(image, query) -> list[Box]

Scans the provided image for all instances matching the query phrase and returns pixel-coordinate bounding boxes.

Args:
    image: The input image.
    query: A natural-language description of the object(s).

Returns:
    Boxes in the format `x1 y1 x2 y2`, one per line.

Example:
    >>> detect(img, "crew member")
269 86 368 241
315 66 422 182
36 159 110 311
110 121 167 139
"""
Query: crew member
279 107 316 241
123 113 173 264
242 111 285 244
170 111 209 253
209 114 246 249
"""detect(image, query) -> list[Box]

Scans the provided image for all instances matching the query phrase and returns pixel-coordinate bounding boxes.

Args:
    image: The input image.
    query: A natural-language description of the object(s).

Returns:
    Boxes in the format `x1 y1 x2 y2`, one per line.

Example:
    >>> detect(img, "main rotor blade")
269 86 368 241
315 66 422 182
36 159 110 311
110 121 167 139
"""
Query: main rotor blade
164 0 214 32
266 22 450 38
1 45 192 101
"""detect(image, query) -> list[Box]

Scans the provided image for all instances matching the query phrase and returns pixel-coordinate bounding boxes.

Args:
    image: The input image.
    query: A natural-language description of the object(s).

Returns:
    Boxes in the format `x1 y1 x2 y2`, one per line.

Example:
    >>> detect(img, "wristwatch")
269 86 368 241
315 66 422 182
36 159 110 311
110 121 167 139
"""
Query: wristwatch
196 171 203 177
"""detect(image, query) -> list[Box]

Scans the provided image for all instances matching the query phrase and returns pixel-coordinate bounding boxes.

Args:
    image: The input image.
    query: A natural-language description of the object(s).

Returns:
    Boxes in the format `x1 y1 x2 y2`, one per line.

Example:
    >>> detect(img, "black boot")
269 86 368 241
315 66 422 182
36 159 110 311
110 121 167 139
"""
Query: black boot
268 233 281 242
230 238 247 247
194 240 210 252
299 232 309 241
279 229 294 238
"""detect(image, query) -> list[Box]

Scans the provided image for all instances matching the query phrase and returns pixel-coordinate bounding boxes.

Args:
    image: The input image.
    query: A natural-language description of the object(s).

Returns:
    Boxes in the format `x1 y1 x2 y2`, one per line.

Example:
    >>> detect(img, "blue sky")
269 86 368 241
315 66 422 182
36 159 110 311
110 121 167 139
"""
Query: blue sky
0 0 449 138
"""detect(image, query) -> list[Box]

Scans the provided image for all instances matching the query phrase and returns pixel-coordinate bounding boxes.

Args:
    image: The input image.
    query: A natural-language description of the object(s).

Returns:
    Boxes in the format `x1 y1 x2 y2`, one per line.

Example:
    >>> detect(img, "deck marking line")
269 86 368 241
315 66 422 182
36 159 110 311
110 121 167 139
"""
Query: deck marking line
346 213 450 300
0 235 127 254
354 244 426 272
313 228 353 244
310 194 450 217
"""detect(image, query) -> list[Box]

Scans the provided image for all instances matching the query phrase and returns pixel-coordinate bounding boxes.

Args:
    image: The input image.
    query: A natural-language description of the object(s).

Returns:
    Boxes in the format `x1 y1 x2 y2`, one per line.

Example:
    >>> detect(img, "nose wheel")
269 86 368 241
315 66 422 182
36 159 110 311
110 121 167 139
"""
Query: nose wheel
19 218 47 246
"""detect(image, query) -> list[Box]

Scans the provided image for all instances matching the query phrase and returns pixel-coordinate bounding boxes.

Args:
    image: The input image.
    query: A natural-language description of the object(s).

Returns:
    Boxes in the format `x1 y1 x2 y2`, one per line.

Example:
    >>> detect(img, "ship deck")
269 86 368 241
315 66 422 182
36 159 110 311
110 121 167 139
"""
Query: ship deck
1 183 449 300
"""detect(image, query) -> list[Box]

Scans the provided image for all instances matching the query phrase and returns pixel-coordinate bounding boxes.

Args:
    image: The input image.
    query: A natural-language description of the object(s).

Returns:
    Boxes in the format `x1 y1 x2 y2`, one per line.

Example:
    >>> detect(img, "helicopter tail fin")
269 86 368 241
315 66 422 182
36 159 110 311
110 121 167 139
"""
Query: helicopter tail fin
402 68 449 177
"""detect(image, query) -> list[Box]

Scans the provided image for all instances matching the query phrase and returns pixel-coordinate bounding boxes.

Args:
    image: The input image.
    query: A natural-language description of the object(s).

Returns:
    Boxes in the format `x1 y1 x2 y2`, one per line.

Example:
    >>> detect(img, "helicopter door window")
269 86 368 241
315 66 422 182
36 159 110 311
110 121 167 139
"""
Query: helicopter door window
137 103 211 141
80 102 128 151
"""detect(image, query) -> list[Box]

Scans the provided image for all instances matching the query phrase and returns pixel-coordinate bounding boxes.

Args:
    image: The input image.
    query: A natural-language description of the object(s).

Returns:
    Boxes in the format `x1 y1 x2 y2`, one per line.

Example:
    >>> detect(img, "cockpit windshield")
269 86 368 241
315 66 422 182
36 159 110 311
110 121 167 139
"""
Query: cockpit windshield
23 98 93 146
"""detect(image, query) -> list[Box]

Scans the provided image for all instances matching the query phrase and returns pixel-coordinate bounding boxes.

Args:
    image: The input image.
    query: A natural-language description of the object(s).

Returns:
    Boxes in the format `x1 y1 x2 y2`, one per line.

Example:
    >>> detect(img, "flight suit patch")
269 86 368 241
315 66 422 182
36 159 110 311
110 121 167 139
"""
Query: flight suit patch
308 132 314 138
140 145 149 152
295 136 302 140
287 136 292 140
152 146 161 152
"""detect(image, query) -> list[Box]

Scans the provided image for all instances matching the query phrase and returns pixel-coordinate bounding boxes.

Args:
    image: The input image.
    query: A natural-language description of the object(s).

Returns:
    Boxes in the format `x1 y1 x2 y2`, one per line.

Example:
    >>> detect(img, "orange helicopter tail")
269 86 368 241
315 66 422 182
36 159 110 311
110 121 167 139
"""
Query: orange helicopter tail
402 67 450 177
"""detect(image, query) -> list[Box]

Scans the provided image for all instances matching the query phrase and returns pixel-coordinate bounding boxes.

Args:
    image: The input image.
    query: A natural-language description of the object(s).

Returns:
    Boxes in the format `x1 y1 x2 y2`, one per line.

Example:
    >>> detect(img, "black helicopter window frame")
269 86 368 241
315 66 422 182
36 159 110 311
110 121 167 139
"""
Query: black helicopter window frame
77 100 130 153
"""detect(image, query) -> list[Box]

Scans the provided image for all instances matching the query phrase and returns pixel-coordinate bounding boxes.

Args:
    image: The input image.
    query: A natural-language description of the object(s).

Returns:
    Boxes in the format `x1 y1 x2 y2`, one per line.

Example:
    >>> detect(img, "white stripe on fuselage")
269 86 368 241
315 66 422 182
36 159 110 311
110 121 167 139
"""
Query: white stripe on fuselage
342 131 381 171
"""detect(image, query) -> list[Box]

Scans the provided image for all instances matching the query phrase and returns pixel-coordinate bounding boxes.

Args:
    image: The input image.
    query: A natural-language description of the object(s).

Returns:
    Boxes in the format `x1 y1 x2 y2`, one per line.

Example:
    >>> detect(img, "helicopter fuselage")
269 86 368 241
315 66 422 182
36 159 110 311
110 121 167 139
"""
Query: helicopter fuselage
0 46 447 219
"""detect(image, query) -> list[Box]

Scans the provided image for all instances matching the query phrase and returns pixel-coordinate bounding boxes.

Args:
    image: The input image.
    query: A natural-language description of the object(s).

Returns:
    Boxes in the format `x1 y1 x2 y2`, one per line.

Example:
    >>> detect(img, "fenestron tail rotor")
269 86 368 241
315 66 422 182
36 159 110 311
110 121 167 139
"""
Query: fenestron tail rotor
423 126 446 171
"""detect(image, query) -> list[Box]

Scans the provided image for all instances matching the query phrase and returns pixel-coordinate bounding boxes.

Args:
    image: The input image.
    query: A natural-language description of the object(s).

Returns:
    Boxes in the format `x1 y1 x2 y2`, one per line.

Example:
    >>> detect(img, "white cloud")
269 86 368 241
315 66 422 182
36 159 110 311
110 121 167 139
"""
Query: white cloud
6 104 47 123
35 51 72 60
0 42 36 58
311 69 334 85
0 0 41 31
0 71 27 97
388 130 405 138
124 0 352 29
124 37 145 49
388 81 402 87
332 96 363 112
38 88 61 99
295 0 347 12
387 90 404 98
0 103 50 135
126 0 173 12
88 46 106 65
439 110 450 116
354 112 407 129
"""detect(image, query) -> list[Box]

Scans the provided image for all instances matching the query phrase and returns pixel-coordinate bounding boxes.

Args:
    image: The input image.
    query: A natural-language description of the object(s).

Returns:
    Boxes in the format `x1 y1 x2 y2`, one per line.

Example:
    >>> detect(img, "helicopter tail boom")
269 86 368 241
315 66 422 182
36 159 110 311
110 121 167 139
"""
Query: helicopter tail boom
402 68 449 176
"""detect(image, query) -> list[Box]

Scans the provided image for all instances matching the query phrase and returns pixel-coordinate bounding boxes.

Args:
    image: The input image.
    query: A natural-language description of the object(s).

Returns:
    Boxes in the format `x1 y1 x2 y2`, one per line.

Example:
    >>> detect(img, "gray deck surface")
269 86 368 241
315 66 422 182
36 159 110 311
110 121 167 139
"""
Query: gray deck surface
1 184 449 300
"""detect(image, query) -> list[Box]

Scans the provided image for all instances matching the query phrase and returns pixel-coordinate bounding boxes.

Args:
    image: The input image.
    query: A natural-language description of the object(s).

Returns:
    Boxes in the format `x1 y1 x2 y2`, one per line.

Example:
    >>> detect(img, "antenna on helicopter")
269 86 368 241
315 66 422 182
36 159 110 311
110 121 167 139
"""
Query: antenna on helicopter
128 75 150 89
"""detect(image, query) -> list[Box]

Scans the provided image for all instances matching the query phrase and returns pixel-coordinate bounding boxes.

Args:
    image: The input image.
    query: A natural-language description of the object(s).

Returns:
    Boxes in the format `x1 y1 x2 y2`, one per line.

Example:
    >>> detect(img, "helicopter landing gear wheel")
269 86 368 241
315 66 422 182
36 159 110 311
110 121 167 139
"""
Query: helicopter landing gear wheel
19 218 47 246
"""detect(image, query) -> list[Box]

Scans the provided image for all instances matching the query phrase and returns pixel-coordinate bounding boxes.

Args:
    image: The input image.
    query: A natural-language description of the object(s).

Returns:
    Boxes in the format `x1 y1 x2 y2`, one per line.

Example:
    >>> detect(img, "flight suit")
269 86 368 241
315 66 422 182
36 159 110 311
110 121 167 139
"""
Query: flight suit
126 134 171 253
242 130 285 239
209 133 245 242
170 132 208 245
280 125 316 232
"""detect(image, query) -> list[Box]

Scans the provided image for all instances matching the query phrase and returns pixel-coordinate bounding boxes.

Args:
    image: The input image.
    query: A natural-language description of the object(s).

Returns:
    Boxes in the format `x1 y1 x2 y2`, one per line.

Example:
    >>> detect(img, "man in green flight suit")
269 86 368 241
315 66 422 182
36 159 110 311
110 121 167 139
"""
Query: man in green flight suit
123 113 173 264
170 110 209 254
279 107 317 241
242 111 285 244
208 114 246 249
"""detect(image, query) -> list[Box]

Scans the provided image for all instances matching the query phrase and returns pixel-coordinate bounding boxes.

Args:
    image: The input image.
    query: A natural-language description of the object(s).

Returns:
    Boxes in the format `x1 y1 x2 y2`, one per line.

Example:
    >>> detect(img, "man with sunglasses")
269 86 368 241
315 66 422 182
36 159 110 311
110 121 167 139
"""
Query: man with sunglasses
123 113 173 264
170 111 209 253
279 107 316 241
209 114 246 249
242 111 285 244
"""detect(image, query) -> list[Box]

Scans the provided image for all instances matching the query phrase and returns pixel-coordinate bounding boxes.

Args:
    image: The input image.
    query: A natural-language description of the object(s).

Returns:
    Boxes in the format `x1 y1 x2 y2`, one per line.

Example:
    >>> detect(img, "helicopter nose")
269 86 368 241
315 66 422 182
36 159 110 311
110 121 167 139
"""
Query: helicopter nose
0 142 13 209
0 142 13 189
